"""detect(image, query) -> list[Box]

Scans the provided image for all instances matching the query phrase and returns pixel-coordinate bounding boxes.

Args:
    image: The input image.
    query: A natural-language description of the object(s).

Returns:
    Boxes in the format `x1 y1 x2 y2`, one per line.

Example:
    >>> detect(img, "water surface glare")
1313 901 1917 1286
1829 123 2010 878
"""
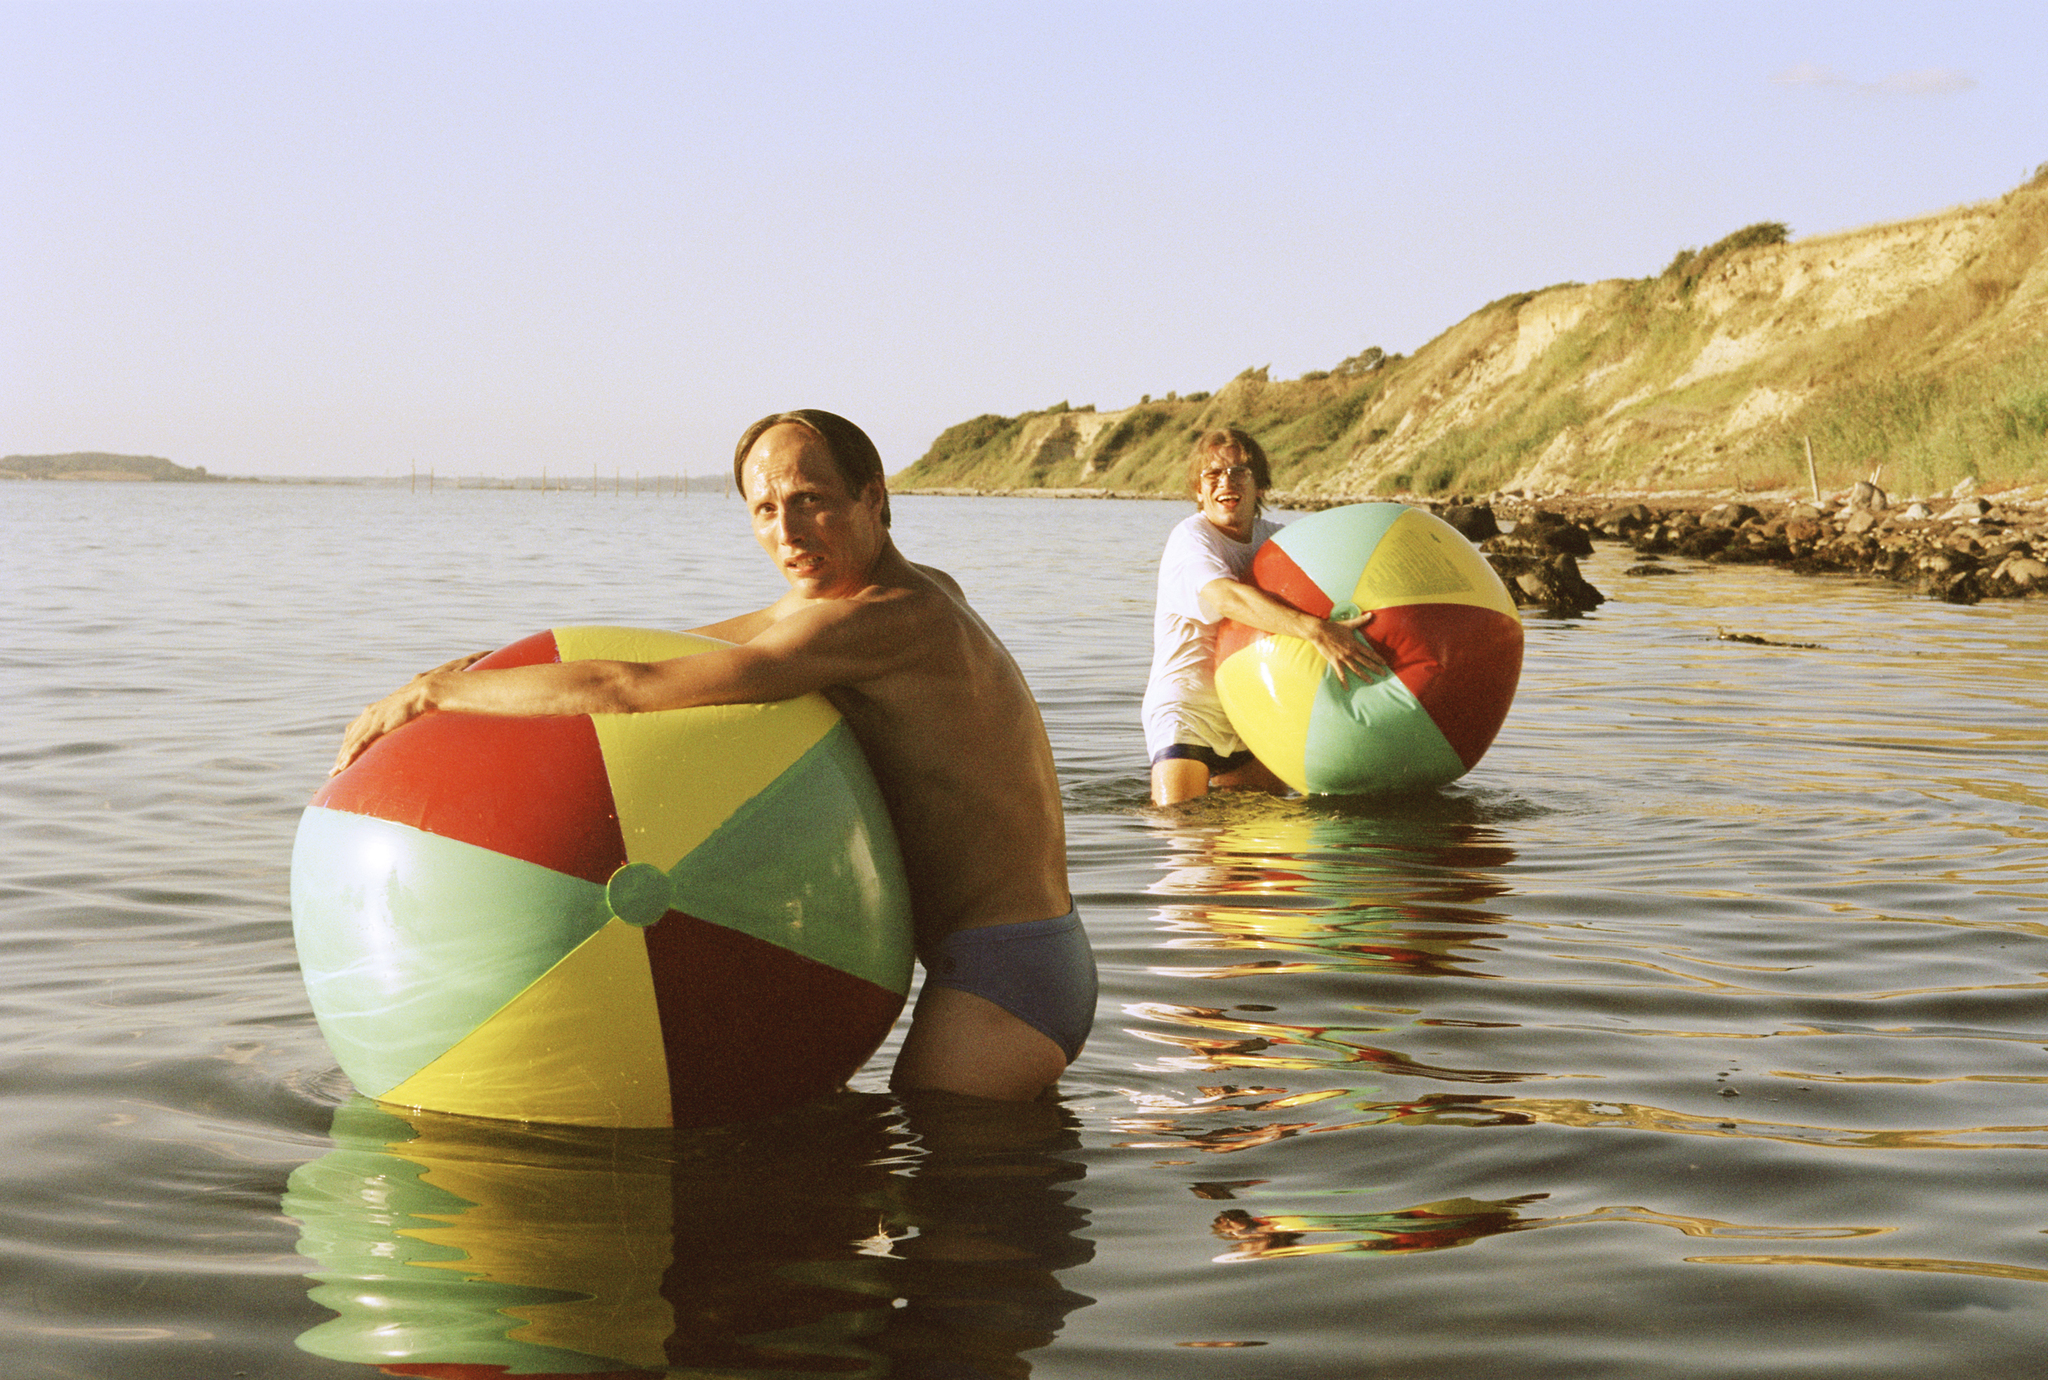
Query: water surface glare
4 482 2047 1378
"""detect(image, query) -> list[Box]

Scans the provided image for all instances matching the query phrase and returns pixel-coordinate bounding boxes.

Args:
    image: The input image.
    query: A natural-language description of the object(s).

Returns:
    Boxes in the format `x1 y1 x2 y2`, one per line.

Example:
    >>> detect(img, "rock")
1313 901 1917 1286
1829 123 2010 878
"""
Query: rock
1512 508 1596 556
1992 555 2048 592
1846 480 1889 512
1940 497 1992 521
1625 562 1683 576
1952 476 1978 498
1716 531 1792 564
1675 526 1736 559
1440 504 1501 543
1486 551 1606 615
1631 523 1678 555
1702 502 1762 529
1901 502 1933 520
1783 517 1826 548
1842 509 1882 535
1596 503 1656 537
1928 571 1984 604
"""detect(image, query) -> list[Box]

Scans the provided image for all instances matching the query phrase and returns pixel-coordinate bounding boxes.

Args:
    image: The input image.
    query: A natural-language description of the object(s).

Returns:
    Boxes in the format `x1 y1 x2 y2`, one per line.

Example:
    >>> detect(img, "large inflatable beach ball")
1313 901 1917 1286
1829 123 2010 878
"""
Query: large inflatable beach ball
1215 504 1523 795
292 626 914 1128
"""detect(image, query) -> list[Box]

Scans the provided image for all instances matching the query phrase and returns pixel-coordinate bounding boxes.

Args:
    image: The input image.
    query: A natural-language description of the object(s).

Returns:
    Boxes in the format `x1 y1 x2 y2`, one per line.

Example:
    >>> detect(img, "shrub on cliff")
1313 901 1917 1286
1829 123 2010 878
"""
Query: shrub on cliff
1093 406 1175 456
1700 221 1790 262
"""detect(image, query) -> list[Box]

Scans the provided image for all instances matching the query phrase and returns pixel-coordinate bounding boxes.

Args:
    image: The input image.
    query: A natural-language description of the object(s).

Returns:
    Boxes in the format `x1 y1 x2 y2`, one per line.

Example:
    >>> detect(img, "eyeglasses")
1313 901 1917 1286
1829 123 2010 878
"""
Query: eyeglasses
1201 465 1254 485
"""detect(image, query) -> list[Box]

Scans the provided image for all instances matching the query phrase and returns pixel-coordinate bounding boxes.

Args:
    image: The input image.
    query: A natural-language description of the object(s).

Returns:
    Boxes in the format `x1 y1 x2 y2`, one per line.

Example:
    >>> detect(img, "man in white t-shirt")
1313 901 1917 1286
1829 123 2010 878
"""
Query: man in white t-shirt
1141 428 1386 806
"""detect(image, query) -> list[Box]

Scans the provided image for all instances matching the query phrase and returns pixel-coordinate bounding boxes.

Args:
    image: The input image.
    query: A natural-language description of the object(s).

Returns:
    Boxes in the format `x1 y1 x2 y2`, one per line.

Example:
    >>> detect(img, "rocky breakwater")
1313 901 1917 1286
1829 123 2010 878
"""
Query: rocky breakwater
1586 482 2048 605
1437 480 2047 614
1372 479 2048 618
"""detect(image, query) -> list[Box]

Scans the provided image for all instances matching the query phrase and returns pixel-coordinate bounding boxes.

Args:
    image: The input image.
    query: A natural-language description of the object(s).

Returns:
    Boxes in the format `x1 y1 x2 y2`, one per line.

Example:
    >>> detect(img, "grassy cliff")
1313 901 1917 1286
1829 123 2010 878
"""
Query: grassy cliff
899 171 2048 500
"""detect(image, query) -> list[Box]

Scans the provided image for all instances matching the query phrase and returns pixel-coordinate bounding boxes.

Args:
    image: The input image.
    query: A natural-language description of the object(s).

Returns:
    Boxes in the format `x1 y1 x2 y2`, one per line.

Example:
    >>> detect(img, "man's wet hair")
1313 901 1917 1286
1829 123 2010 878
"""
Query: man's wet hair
1185 427 1272 510
734 410 891 526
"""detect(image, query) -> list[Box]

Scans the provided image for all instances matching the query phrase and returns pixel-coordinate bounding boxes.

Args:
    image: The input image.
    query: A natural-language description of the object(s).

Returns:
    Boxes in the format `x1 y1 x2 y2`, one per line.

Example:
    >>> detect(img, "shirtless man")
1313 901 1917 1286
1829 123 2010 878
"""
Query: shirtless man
332 410 1092 1102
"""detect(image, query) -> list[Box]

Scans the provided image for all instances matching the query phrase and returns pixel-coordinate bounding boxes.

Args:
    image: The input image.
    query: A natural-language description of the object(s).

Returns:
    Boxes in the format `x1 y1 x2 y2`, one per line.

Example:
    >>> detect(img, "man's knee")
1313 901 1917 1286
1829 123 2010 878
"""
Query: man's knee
1152 756 1212 805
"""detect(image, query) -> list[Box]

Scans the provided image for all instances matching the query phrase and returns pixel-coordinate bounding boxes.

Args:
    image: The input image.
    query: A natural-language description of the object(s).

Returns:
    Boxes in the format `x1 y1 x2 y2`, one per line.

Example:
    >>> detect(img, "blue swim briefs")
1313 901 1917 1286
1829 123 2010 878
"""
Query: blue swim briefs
916 907 1098 1062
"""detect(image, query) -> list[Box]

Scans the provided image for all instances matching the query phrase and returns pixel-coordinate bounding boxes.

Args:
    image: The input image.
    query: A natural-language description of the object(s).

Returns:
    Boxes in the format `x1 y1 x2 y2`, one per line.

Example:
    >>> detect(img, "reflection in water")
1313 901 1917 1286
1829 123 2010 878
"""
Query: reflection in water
285 1092 1093 1377
1144 799 1516 984
1119 1088 2048 1156
1121 790 2048 1298
1207 1192 1883 1261
1691 1255 2048 1282
1124 1000 1541 1080
1131 803 1533 1086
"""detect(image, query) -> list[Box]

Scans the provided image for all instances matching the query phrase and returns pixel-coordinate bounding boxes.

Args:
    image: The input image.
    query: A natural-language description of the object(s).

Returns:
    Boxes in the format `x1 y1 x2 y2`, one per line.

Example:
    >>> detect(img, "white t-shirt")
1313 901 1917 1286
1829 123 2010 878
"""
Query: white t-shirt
1141 511 1280 758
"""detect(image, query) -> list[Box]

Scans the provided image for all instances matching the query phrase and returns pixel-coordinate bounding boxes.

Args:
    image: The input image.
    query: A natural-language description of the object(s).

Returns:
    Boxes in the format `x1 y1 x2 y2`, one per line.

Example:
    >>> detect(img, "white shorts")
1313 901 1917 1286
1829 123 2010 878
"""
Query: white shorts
1141 675 1244 761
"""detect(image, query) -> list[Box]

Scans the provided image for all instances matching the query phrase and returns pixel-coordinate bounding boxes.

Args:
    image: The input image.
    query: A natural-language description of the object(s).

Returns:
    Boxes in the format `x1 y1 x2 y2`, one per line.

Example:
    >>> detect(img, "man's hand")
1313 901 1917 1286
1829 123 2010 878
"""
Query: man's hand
1199 578 1393 686
329 653 485 777
1301 610 1388 684
332 683 432 776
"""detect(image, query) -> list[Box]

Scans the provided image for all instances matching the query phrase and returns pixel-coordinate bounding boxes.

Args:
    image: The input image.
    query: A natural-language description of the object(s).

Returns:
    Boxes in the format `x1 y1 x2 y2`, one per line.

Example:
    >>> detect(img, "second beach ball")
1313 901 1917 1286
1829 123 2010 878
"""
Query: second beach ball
1215 504 1523 795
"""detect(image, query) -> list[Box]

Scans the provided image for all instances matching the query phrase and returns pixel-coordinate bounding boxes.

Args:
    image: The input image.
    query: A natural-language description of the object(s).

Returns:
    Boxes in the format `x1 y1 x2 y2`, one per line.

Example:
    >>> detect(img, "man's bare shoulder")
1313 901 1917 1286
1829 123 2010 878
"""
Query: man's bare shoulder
835 567 973 646
795 557 963 627
909 562 968 602
740 560 955 655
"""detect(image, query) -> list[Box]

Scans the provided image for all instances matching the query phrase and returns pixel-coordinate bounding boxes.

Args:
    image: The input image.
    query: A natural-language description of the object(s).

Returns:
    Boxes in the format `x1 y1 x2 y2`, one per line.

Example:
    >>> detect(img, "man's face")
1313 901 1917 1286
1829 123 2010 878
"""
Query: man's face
741 423 886 600
1197 454 1261 539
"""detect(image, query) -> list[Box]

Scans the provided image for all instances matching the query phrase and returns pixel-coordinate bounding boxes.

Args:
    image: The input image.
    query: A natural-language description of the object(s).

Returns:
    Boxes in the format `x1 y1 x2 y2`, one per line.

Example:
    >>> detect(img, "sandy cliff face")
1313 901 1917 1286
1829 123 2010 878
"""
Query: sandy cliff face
1316 184 2046 497
904 177 2048 499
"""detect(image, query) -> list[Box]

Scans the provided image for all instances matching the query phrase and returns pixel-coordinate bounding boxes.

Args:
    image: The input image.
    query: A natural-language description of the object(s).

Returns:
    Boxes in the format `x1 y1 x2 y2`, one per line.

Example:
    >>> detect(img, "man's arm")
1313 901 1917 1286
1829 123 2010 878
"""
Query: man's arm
1200 578 1387 683
333 593 924 775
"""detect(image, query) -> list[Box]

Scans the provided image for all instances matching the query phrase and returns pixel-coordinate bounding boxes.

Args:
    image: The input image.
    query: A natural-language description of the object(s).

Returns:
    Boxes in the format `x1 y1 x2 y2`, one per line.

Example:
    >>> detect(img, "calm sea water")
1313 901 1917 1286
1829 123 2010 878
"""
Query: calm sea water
4 481 2047 1379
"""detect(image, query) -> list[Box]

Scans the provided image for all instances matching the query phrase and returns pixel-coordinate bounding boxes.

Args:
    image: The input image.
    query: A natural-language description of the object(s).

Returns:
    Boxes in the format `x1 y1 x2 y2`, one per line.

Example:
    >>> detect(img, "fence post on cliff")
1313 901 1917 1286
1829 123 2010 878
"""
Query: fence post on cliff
1804 437 1819 504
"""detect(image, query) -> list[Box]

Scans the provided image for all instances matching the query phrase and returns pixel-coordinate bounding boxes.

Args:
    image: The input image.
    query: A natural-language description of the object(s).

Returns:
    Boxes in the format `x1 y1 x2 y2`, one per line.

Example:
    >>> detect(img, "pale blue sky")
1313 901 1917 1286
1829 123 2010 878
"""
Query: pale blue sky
5 1 2042 478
